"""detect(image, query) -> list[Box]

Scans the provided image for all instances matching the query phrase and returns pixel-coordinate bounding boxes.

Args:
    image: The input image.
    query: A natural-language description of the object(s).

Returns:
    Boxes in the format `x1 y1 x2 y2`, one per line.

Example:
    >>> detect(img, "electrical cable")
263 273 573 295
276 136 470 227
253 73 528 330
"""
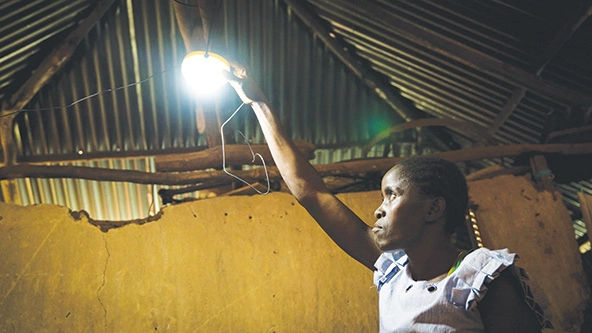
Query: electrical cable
204 0 223 58
172 0 222 56
220 102 270 195
0 69 169 118
4 1 267 196
2 2 224 119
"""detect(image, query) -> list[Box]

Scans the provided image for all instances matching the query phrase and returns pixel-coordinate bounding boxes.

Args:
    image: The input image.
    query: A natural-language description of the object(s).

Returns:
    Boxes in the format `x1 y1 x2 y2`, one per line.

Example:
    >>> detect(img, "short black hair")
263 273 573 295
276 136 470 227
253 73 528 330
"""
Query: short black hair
392 156 468 234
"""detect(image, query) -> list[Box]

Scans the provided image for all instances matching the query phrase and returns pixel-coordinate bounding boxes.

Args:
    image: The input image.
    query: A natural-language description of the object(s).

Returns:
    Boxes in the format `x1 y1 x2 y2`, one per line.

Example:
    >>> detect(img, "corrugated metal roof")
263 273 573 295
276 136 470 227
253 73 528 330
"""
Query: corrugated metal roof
1 0 590 235
7 157 158 220
3 0 397 219
13 0 196 157
556 179 592 253
306 0 590 145
11 0 395 158
0 0 95 102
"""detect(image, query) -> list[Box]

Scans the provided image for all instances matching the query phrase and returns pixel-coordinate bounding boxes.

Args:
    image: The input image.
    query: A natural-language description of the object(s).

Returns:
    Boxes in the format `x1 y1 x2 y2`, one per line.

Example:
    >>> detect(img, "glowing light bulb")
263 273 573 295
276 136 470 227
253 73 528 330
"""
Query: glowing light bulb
181 51 230 95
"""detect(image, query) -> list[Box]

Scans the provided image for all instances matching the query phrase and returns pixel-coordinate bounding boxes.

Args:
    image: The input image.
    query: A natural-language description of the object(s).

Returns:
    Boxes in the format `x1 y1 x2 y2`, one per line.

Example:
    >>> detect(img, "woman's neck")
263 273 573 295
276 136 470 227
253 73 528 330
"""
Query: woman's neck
406 240 460 281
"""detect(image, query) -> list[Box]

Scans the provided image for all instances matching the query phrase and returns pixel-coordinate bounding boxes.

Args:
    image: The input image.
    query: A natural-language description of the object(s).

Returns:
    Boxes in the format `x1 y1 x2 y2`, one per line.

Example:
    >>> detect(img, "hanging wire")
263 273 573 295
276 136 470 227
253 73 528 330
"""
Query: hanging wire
180 1 267 194
172 0 221 56
3 1 265 197
2 1 225 119
204 0 223 57
0 69 170 118
220 102 270 195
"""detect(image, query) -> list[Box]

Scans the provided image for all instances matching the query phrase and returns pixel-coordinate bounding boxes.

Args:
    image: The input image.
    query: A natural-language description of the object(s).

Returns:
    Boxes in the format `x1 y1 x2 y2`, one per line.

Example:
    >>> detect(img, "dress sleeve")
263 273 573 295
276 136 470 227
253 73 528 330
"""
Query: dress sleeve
450 248 553 329
452 248 515 311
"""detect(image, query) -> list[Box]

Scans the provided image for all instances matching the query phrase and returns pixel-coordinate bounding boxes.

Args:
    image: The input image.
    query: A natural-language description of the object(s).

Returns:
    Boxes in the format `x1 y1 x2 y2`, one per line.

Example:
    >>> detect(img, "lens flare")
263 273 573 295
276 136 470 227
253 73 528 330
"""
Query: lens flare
181 51 230 95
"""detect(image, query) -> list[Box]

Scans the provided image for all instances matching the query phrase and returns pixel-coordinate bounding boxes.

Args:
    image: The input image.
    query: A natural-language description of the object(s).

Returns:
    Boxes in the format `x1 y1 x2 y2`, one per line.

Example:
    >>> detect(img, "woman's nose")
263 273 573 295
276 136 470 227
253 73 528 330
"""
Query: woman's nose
375 206 385 219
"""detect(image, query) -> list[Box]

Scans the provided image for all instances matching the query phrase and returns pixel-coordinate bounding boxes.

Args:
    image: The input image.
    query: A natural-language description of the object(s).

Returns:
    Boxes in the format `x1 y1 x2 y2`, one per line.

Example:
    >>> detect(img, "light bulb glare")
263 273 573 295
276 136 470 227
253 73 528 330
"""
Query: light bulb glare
181 51 230 94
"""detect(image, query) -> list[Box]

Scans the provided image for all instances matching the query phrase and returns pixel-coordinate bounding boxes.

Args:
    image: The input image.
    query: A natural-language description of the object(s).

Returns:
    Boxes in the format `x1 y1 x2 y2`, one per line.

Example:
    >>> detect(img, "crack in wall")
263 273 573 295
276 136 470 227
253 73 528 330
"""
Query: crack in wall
70 209 164 232
97 233 110 328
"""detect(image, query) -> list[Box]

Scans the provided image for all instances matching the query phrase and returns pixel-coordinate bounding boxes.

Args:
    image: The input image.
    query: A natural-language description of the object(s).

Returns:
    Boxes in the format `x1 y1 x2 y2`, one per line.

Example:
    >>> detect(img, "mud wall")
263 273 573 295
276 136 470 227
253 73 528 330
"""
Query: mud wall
0 175 588 332
0 192 379 332
469 175 589 332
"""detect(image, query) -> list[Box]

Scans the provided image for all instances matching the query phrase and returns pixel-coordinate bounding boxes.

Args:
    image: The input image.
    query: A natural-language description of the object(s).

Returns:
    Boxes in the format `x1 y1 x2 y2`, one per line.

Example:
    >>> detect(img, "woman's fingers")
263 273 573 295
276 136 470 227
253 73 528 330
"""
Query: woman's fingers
227 60 248 79
225 63 268 105
224 70 255 104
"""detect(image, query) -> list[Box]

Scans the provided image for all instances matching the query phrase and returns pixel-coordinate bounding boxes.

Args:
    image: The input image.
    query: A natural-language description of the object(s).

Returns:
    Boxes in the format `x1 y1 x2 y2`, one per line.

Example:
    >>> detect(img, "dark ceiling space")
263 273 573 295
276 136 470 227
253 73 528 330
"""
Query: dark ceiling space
0 0 590 257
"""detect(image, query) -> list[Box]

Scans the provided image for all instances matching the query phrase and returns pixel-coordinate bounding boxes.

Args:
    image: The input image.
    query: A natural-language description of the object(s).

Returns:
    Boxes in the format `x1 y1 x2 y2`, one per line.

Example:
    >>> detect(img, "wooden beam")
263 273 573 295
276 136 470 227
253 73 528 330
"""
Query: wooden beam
0 163 278 186
0 114 17 166
530 155 555 192
489 2 592 135
155 140 316 172
362 118 498 157
1 143 590 185
487 87 526 135
0 0 118 167
173 0 223 148
324 0 592 106
4 0 118 113
282 0 421 122
536 2 592 75
172 0 207 52
546 124 592 143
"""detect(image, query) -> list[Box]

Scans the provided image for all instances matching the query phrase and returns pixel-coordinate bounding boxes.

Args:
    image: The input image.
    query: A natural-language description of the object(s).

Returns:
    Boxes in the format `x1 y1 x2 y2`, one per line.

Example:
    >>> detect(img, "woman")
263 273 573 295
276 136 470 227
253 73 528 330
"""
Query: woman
225 65 552 332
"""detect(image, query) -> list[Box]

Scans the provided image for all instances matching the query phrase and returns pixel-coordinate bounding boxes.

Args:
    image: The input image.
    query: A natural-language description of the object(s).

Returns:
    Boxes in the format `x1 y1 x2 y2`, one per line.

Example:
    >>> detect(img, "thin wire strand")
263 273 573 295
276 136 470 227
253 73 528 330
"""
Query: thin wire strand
220 102 270 195
4 2 223 119
0 69 170 119
204 0 223 57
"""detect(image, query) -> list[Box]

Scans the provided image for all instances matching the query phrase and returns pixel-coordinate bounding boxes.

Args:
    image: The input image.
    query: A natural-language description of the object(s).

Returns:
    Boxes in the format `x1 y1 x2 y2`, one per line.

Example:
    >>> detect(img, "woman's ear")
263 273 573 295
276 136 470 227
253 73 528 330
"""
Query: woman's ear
426 197 446 222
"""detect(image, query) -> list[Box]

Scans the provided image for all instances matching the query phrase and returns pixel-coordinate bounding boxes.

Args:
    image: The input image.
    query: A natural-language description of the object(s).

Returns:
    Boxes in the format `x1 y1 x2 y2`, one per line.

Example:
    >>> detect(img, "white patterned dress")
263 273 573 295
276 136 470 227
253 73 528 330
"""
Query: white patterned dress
373 248 553 332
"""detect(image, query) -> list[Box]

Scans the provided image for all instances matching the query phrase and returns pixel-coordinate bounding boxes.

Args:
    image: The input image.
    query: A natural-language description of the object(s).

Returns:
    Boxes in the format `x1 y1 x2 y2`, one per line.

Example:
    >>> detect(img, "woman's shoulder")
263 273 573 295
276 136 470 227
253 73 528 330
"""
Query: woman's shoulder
456 247 553 330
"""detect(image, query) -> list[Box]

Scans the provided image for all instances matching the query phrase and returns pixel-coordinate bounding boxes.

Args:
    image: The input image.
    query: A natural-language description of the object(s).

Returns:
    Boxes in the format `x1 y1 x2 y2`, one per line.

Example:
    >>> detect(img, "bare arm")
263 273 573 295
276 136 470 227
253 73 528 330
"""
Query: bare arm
478 269 542 333
227 66 381 270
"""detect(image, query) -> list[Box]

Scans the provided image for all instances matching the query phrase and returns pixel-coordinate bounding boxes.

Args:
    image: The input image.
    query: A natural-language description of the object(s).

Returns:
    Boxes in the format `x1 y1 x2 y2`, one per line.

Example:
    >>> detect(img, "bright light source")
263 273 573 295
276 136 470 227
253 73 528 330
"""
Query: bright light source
181 51 230 95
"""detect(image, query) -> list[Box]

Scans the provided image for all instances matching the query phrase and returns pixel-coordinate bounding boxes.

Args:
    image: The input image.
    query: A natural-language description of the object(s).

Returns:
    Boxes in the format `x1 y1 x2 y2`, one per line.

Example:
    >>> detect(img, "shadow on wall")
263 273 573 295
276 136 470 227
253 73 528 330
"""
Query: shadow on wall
0 174 588 332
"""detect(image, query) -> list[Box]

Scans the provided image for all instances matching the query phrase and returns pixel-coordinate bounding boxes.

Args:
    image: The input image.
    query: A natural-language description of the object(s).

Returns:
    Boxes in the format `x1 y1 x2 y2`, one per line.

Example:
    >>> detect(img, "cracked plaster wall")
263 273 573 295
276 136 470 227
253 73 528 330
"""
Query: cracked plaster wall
0 175 588 332
0 192 379 332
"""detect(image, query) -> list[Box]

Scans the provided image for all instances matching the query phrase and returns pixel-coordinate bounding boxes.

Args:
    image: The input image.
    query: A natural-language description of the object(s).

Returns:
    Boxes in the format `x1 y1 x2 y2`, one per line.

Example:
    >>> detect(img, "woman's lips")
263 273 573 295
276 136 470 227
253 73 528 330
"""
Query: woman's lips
372 224 383 233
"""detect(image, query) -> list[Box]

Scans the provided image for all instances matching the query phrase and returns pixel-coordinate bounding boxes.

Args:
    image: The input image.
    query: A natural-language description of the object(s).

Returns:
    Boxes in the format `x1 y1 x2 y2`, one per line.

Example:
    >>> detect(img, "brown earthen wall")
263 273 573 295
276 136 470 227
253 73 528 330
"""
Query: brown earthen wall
0 175 588 332
469 175 589 332
0 192 379 332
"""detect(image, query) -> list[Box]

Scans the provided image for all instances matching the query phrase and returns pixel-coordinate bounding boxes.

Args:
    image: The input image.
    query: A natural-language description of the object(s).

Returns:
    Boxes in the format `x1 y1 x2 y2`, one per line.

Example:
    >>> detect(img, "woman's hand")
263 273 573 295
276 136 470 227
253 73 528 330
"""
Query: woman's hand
225 63 268 105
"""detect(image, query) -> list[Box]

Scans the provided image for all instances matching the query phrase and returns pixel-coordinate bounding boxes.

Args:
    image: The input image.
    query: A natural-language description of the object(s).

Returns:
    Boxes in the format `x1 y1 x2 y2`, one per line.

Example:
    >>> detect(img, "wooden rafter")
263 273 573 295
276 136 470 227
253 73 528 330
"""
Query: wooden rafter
315 0 592 106
361 118 498 157
0 0 118 166
487 87 526 136
1 143 590 185
536 1 592 75
282 0 422 123
284 0 591 152
4 0 118 113
282 0 456 153
155 140 315 172
488 1 592 135
173 0 223 148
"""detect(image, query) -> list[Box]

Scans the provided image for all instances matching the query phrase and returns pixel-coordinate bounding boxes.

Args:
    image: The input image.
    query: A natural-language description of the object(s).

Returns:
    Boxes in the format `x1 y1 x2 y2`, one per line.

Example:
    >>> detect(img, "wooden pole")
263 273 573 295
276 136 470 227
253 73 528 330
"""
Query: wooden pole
154 140 315 172
0 143 590 185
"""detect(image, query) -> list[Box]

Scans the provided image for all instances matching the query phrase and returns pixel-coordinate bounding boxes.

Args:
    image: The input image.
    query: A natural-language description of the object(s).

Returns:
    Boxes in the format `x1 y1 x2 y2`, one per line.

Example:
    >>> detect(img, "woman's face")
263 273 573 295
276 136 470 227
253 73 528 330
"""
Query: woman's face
372 168 433 252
